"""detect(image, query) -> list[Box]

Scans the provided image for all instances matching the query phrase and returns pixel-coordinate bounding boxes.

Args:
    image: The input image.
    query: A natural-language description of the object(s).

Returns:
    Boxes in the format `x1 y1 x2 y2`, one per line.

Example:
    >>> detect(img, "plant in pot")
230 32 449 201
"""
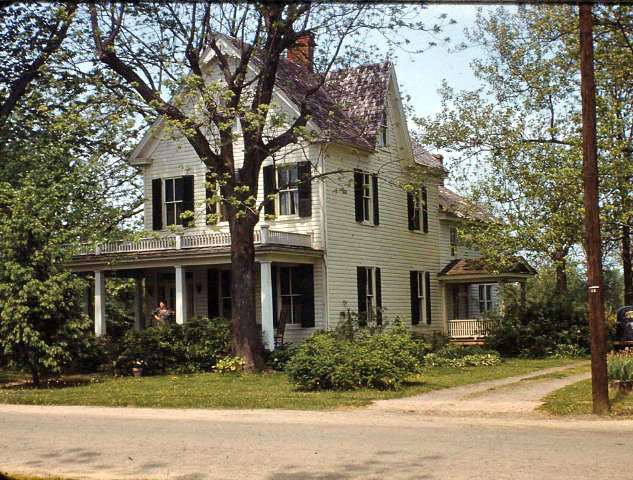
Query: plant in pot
608 351 633 392
131 359 146 378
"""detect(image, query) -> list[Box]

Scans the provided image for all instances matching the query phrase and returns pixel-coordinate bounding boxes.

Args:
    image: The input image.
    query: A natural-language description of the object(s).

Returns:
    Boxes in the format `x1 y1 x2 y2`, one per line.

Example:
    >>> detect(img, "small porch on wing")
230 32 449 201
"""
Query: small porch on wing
439 258 537 343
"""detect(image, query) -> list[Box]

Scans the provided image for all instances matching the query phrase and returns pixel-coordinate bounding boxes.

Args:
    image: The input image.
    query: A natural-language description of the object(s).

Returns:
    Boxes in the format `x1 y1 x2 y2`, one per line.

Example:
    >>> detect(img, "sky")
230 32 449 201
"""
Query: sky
390 4 494 120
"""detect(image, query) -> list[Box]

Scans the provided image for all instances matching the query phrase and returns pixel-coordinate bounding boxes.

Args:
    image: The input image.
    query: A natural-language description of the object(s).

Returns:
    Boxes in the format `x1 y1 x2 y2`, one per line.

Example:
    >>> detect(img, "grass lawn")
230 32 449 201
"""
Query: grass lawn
540 379 633 417
0 358 580 410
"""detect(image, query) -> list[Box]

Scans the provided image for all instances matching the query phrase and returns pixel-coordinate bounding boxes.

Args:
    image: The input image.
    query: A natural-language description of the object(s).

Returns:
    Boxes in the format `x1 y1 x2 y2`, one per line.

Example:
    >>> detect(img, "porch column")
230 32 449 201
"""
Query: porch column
260 261 275 350
134 276 144 330
497 279 506 316
175 265 187 325
94 270 106 337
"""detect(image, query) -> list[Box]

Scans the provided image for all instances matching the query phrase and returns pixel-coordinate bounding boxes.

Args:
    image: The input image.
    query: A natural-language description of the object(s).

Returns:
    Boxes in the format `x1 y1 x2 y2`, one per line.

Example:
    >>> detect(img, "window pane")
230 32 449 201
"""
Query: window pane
278 167 289 189
291 190 298 215
165 179 174 202
280 268 290 294
479 285 485 301
281 295 293 323
363 197 369 220
289 164 298 185
418 272 424 298
221 270 231 297
174 177 184 201
175 202 184 225
293 299 303 326
222 298 232 318
280 191 290 215
166 204 175 225
366 268 373 295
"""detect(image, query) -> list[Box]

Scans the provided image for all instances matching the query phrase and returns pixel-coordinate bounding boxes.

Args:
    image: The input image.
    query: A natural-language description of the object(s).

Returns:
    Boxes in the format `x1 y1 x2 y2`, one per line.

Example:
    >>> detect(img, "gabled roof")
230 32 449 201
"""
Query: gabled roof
411 142 447 171
439 257 537 278
438 185 495 222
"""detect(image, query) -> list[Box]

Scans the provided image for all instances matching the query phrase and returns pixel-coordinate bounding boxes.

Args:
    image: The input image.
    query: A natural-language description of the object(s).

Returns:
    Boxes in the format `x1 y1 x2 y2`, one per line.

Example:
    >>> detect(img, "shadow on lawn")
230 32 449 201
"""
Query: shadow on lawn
1 373 104 390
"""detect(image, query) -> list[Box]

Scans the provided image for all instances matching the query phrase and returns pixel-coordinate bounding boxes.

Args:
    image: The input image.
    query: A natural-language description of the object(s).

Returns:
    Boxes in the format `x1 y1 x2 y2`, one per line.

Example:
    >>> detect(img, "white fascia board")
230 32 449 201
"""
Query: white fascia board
128 117 165 166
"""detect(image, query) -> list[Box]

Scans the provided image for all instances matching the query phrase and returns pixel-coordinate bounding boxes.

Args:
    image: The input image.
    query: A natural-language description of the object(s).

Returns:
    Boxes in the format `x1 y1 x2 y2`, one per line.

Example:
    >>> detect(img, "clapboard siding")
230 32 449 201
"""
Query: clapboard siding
323 81 443 334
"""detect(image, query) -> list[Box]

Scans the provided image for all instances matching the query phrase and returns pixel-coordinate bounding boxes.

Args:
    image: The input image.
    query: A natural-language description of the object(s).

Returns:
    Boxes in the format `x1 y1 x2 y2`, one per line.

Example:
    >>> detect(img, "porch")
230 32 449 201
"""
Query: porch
68 225 323 350
439 258 536 342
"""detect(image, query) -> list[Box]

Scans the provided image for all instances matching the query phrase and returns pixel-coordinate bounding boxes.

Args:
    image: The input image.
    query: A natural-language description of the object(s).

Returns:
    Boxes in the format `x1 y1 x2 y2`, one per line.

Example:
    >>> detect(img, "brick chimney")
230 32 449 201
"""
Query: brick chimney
287 32 315 72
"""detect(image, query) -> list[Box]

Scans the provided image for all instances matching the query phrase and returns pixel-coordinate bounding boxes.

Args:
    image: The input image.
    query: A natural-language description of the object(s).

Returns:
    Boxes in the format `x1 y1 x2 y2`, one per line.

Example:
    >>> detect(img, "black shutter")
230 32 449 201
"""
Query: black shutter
357 266 367 321
372 174 379 225
407 192 415 231
375 267 382 325
207 269 219 318
271 266 278 328
152 178 162 230
295 265 315 327
422 186 429 233
354 169 363 222
410 271 420 325
263 165 275 216
297 161 312 217
205 172 216 225
425 271 432 325
182 175 194 227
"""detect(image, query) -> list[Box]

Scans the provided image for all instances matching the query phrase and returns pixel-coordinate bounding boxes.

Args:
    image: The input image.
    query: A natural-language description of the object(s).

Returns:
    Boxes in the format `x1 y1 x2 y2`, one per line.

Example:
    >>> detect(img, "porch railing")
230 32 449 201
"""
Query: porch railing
69 225 312 256
448 319 497 339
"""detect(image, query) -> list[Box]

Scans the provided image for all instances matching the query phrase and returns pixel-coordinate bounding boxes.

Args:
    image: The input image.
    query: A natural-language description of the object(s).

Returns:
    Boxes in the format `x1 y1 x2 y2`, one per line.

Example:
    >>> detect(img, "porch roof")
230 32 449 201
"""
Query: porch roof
67 244 323 272
438 257 536 283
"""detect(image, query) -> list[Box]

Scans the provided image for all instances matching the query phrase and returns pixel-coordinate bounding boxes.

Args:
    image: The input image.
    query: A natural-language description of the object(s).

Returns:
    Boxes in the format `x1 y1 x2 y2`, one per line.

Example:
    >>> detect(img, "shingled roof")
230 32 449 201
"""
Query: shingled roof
438 185 495 222
209 34 395 151
411 141 446 170
439 258 537 277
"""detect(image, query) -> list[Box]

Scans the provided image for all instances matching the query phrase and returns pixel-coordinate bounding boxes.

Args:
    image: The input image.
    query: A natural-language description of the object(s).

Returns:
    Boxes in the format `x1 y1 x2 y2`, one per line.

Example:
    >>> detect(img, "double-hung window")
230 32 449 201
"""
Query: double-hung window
277 164 299 216
478 284 493 314
357 266 382 324
407 186 428 233
449 226 458 257
165 177 185 226
279 267 303 325
274 265 314 327
354 170 379 225
410 270 432 325
377 109 387 147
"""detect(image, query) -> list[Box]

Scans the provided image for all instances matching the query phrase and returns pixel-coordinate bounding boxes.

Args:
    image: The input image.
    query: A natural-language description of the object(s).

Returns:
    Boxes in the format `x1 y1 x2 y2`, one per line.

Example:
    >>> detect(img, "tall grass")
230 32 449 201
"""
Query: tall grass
607 352 633 381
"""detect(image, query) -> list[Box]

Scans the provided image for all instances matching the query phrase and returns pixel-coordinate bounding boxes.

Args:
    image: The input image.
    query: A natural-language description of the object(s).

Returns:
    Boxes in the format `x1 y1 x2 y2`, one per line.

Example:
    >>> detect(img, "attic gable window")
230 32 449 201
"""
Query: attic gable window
377 109 387 147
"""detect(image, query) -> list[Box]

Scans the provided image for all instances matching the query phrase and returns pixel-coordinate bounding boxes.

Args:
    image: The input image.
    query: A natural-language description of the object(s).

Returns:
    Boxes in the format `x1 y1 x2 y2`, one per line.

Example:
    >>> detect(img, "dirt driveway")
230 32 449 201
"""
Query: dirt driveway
369 360 591 417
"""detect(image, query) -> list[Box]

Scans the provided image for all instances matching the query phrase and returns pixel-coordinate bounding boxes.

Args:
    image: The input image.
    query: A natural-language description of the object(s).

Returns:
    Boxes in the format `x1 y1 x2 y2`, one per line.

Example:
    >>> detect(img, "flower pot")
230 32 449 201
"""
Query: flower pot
131 367 143 378
610 379 633 392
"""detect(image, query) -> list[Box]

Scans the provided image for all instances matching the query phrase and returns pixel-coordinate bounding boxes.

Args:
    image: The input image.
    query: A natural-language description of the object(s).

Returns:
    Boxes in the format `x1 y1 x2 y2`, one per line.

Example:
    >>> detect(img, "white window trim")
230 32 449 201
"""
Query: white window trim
277 266 303 325
276 164 299 217
478 284 493 314
164 176 184 227
416 271 428 325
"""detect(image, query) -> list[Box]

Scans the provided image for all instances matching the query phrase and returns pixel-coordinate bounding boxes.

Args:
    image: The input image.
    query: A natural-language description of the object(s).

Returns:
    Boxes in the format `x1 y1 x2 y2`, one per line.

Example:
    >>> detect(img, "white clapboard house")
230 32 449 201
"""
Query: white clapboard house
69 34 535 346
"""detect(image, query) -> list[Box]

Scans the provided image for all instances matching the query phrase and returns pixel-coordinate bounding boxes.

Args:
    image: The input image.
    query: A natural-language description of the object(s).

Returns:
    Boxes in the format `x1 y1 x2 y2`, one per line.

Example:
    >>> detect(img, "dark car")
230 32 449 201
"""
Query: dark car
614 305 633 348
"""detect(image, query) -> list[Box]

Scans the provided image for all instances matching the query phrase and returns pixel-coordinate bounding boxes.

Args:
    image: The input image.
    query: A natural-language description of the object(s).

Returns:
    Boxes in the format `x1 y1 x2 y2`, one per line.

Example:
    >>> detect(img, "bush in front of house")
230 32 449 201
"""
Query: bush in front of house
485 291 589 358
265 343 299 371
115 317 232 375
285 322 423 391
422 344 502 368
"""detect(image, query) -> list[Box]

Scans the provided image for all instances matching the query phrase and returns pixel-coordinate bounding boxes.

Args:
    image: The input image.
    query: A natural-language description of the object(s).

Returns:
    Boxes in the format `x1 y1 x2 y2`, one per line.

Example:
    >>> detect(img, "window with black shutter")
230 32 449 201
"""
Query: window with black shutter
407 187 427 233
152 178 162 230
410 271 420 325
354 170 378 225
276 265 314 327
206 172 226 225
410 271 430 325
262 162 312 217
164 175 194 226
357 266 379 324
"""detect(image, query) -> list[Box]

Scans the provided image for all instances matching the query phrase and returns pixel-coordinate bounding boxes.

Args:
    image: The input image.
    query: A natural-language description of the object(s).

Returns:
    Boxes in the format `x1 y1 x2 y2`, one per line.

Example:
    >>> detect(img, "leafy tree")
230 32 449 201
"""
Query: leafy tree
417 5 633 297
87 2 451 370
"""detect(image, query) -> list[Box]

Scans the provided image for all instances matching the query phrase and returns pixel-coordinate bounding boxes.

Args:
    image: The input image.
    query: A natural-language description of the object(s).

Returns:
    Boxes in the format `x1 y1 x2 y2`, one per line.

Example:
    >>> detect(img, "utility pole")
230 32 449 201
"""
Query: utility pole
579 1 609 415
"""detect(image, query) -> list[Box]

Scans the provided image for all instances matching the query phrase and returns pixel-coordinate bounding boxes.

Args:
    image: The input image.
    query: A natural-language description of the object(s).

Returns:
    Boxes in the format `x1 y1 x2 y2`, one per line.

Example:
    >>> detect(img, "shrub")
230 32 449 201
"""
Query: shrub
213 356 246 374
423 352 502 368
485 293 588 358
550 343 586 359
286 323 423 391
265 343 299 371
608 352 633 381
114 317 232 375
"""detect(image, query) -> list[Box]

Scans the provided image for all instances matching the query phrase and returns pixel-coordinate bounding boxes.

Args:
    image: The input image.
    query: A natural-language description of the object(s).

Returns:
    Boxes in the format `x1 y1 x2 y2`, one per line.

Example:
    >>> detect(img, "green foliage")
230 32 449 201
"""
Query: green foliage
549 343 587 359
607 352 633 381
423 345 502 367
213 356 247 374
265 343 299 371
114 317 232 375
486 286 588 358
286 323 423 391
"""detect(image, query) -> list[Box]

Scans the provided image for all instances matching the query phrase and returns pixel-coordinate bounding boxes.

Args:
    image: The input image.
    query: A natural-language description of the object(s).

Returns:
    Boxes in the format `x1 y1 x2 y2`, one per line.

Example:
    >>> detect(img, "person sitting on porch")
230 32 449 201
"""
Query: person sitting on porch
151 300 174 327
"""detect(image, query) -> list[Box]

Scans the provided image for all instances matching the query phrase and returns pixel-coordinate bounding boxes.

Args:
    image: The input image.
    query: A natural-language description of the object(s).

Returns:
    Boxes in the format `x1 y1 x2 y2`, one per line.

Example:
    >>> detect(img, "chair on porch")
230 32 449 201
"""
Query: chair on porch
274 310 288 348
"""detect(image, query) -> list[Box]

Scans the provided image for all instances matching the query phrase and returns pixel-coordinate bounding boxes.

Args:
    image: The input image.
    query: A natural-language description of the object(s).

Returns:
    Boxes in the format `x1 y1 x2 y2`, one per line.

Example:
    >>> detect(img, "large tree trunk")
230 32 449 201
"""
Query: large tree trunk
623 219 633 305
229 215 266 371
